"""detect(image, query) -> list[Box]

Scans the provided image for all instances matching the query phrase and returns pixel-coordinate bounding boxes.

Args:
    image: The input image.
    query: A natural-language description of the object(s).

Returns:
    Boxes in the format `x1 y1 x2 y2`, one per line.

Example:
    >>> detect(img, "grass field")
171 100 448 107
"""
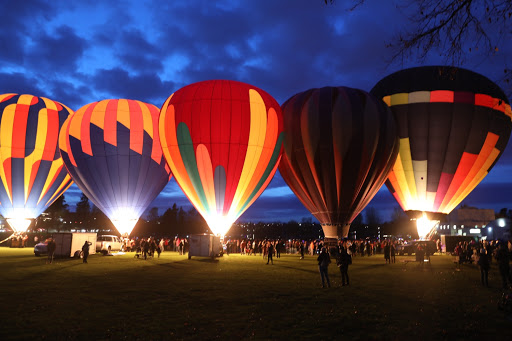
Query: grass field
0 247 510 340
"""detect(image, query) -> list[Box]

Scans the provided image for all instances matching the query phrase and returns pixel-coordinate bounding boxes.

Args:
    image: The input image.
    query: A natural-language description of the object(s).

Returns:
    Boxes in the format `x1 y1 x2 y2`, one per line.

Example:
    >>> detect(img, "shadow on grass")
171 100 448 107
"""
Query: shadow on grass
273 263 317 274
188 258 220 263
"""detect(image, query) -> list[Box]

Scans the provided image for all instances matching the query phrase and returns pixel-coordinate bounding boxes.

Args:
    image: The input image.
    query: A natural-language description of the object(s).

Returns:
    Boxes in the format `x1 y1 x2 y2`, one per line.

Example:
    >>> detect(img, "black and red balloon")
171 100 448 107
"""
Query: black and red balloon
371 66 512 222
278 86 399 239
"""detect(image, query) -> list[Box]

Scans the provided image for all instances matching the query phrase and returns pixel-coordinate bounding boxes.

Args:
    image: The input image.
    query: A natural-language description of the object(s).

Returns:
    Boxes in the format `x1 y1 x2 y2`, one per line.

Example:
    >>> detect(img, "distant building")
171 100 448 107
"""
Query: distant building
437 206 495 238
484 218 512 241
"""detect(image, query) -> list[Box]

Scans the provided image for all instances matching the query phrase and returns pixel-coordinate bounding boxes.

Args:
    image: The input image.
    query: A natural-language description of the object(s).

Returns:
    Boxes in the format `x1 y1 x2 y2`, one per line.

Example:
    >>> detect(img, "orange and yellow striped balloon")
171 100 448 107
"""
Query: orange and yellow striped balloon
0 94 73 231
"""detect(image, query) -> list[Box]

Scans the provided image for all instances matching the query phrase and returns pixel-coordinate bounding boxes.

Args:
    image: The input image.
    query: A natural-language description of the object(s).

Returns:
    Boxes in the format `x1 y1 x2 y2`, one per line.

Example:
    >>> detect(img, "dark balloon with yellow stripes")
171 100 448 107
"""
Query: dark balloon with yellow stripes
278 86 399 239
371 66 512 222
0 94 74 232
59 99 172 236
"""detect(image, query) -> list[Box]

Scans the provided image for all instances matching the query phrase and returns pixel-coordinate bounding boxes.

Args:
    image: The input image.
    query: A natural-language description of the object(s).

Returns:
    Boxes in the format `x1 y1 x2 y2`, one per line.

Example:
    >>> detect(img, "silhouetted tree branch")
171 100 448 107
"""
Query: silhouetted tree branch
388 0 512 96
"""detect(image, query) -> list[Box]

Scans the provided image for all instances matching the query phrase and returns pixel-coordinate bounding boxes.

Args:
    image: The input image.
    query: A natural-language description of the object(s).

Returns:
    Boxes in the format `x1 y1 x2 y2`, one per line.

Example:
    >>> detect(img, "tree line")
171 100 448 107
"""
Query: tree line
31 193 419 240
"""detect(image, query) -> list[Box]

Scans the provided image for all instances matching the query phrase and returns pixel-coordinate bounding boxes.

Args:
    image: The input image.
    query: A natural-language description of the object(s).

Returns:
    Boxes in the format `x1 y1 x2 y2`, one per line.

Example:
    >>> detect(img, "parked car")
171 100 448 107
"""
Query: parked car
34 241 48 256
96 235 123 254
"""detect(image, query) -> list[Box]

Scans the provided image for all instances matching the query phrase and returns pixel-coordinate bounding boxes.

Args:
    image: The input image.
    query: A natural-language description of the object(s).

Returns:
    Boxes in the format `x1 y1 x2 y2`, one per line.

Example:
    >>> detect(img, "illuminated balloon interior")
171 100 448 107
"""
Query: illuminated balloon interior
109 208 139 237
416 213 439 240
6 217 32 233
205 215 235 237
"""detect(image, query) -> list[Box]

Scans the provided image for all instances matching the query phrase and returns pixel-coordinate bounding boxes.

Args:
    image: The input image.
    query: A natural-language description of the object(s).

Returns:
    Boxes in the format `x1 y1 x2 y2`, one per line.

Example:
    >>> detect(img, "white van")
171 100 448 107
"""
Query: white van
96 235 123 253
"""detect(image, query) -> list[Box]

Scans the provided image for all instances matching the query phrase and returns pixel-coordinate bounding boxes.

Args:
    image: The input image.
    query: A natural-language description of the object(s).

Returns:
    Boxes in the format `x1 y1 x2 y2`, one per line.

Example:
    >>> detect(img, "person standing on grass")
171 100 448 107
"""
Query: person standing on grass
477 248 490 287
159 239 165 254
496 242 512 289
179 239 184 255
267 241 274 265
336 246 351 286
143 239 149 259
46 238 56 264
156 242 162 258
384 242 390 264
82 241 91 263
317 247 331 288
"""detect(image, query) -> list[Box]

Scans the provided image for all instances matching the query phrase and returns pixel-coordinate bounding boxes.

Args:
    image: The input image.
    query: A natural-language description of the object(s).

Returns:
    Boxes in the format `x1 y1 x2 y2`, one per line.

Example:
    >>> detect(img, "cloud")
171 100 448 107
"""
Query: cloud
0 0 54 65
89 67 176 105
25 25 88 74
0 72 45 96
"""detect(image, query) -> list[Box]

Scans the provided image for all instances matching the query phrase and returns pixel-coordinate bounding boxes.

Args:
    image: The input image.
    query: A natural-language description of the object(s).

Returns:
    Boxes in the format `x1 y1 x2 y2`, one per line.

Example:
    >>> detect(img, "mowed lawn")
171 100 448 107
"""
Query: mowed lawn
0 247 510 340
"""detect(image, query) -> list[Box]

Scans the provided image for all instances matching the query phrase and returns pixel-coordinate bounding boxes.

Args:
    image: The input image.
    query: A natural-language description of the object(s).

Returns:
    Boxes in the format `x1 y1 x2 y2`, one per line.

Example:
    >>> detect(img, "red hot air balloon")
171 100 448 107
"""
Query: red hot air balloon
278 87 399 240
59 99 172 236
159 80 284 237
0 94 73 233
371 66 512 239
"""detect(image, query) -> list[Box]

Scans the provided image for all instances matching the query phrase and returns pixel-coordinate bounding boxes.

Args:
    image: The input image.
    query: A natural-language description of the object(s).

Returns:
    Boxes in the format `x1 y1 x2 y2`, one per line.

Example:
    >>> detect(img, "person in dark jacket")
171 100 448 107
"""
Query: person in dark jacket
317 247 331 288
477 248 490 287
496 242 512 289
384 243 390 264
46 238 56 264
82 241 92 263
267 241 274 265
336 247 351 286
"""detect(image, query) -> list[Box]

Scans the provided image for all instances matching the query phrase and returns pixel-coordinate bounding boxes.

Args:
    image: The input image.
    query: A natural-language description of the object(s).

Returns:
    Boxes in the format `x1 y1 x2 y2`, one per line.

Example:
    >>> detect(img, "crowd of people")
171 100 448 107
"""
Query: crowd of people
5 230 512 290
453 239 512 289
124 237 187 259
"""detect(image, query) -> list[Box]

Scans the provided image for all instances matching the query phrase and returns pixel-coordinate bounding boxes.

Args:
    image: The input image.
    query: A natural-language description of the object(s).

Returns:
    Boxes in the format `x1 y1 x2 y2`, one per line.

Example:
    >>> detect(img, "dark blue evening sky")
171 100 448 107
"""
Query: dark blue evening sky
1 0 511 223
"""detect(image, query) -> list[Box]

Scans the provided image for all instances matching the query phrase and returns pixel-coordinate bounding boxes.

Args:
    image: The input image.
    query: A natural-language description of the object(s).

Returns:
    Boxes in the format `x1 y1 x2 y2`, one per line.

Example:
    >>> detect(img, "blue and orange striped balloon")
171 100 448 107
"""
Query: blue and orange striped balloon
59 99 172 236
0 94 74 232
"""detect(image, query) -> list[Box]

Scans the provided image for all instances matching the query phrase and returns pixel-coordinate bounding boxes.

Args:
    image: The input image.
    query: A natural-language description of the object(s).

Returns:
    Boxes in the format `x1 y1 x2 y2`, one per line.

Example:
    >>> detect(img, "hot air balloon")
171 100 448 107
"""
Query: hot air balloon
278 86 399 240
159 80 284 237
371 66 512 239
0 94 73 233
59 99 172 236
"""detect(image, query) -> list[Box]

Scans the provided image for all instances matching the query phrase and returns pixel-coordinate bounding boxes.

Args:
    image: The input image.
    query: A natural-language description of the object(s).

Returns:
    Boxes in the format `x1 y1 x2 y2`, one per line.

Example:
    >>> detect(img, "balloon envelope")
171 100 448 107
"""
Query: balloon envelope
371 66 512 221
0 94 74 232
59 99 172 236
159 80 284 236
278 87 399 238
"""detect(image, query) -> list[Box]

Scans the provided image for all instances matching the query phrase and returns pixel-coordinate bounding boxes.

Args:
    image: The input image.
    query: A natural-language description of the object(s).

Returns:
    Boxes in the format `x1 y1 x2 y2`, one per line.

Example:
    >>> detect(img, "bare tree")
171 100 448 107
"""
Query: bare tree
389 1 511 77
327 0 512 96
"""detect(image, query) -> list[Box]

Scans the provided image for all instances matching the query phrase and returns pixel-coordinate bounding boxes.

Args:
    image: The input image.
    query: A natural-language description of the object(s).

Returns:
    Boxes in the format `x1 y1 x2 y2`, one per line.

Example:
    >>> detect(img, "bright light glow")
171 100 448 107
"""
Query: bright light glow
205 214 234 237
6 218 32 233
469 229 480 234
416 213 439 239
498 219 506 227
110 208 139 236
